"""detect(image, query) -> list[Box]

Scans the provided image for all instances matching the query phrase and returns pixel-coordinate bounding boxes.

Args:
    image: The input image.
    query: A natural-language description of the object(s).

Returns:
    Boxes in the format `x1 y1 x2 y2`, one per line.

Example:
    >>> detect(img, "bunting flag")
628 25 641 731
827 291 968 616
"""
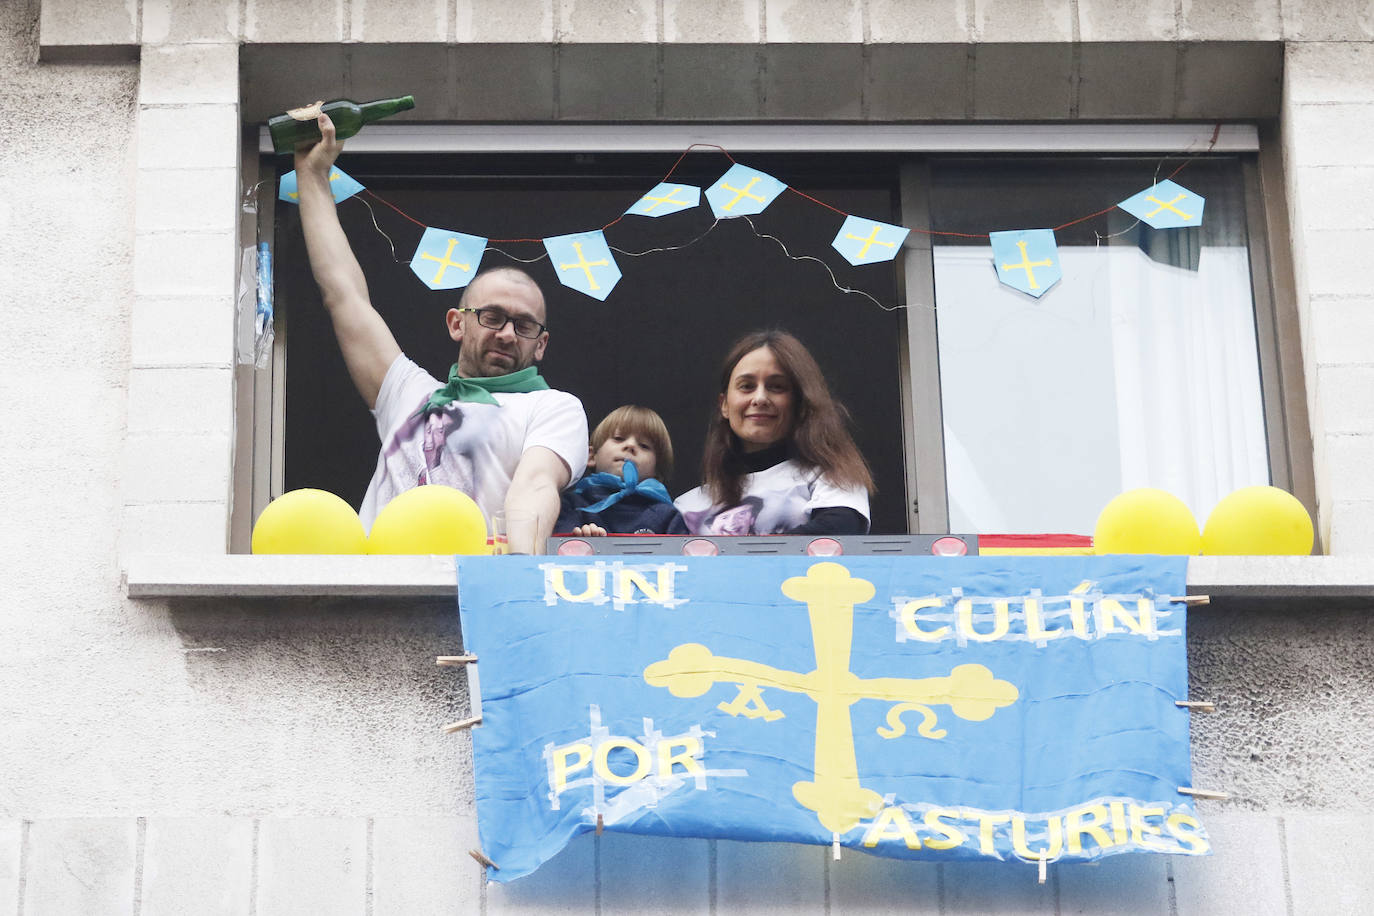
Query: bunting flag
543 230 622 301
338 141 1225 304
1117 180 1206 230
705 164 787 218
277 167 365 205
626 182 701 218
456 555 1205 883
409 228 487 290
831 216 910 266
989 229 1061 299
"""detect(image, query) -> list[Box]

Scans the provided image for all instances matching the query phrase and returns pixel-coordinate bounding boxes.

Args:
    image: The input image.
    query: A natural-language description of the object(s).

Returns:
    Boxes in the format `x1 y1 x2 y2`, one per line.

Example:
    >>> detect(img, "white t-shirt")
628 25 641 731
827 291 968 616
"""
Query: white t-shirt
359 355 588 530
674 459 870 536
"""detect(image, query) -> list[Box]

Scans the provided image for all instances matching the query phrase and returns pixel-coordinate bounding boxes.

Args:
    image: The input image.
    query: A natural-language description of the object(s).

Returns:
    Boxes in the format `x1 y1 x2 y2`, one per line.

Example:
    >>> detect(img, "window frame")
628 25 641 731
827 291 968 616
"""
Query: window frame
234 123 1311 550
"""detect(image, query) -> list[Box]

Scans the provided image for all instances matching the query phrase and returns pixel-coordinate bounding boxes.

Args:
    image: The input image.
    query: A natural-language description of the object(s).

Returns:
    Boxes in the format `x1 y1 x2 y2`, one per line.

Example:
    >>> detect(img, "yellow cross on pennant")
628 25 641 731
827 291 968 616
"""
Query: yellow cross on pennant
559 241 611 291
845 225 898 261
645 562 1018 835
1000 240 1054 291
1117 180 1206 229
636 186 690 214
1143 194 1194 221
719 177 767 212
285 170 342 201
420 237 471 285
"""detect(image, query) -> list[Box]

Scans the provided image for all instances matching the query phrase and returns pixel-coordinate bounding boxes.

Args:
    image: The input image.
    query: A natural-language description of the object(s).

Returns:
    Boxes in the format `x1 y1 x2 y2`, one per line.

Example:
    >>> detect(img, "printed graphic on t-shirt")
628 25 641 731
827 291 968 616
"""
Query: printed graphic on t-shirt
360 355 590 530
674 459 869 537
685 496 765 536
376 398 499 508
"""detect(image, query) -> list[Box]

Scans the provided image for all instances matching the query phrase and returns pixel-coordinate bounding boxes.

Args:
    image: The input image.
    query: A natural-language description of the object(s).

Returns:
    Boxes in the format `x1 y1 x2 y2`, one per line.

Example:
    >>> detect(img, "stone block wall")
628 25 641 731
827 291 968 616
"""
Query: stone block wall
1283 41 1374 553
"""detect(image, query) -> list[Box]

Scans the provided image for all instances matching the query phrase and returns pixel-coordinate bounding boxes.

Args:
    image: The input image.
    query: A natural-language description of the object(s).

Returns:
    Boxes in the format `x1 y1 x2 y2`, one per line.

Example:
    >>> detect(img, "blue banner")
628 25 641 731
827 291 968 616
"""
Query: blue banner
456 556 1206 882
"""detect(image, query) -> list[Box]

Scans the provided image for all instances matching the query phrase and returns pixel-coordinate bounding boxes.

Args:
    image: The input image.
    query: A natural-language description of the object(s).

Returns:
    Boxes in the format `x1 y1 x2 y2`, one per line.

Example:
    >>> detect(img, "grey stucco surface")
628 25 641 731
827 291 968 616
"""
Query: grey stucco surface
1189 606 1374 810
0 0 140 811
0 1 471 818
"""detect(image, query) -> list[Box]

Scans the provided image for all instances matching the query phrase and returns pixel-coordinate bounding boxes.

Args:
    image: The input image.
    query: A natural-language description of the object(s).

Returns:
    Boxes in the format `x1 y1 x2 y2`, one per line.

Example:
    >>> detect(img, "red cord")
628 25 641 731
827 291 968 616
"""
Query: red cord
353 129 1223 245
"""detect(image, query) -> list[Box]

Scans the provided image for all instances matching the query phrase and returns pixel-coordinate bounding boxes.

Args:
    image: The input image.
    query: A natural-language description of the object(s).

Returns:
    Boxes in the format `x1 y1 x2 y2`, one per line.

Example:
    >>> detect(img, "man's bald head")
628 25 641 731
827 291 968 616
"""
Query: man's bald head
458 267 546 323
446 267 551 378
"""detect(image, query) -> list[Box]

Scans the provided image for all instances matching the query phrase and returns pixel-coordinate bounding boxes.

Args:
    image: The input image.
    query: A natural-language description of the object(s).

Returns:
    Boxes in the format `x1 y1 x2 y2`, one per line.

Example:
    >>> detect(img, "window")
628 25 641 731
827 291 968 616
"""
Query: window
246 126 1304 547
927 156 1272 534
269 151 909 533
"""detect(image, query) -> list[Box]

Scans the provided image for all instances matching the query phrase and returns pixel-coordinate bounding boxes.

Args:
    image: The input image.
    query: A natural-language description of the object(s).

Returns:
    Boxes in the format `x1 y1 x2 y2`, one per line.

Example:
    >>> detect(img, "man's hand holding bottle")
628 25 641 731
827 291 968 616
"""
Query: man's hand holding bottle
293 112 344 186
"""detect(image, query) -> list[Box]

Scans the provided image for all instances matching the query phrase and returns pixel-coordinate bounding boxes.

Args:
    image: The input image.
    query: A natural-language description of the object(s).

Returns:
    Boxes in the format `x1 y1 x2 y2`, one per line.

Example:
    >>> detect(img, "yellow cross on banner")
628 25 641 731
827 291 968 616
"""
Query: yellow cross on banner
845 225 897 261
420 237 471 285
1000 240 1054 291
1144 194 1194 221
559 241 611 291
719 177 767 212
644 562 1018 835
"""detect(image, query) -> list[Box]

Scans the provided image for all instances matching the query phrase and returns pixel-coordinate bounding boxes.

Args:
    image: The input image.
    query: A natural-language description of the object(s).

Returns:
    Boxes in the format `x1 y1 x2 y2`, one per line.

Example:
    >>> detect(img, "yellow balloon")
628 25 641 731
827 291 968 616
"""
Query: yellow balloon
1202 486 1313 556
252 488 367 555
366 484 489 555
1093 488 1201 555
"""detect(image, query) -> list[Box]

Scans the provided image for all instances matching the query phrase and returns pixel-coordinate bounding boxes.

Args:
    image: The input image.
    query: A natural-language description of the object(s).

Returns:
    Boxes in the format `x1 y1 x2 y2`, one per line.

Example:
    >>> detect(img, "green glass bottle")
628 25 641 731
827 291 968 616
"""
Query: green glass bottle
268 95 415 154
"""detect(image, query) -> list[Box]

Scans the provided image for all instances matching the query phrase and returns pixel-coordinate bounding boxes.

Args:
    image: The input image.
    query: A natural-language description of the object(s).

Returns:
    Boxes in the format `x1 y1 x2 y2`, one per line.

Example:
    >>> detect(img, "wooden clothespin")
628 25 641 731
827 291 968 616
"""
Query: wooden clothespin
596 813 604 836
437 654 478 666
1166 595 1210 606
442 716 482 733
1178 786 1230 800
469 848 500 870
1175 700 1217 712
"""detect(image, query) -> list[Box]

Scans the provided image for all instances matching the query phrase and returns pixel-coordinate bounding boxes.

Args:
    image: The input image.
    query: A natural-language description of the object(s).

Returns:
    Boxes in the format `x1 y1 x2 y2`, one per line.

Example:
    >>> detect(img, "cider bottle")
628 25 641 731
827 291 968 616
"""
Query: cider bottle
268 95 415 154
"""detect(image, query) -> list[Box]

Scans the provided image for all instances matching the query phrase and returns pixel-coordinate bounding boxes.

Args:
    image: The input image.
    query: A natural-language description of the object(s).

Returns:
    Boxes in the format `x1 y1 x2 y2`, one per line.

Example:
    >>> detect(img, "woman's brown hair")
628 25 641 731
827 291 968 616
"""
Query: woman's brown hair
701 330 874 507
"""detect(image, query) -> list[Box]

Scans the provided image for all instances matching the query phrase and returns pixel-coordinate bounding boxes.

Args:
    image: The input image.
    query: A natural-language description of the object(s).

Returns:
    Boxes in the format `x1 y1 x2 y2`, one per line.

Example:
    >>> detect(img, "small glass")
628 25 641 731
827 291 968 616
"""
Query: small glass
490 510 540 555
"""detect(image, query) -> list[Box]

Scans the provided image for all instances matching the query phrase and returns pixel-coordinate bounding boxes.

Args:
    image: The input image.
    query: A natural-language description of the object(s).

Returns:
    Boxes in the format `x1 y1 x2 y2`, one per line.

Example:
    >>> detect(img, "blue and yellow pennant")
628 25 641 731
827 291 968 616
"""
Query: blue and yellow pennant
705 164 786 218
409 228 486 290
543 230 623 301
990 229 1062 299
627 182 701 218
277 167 365 205
1118 179 1206 230
831 216 910 266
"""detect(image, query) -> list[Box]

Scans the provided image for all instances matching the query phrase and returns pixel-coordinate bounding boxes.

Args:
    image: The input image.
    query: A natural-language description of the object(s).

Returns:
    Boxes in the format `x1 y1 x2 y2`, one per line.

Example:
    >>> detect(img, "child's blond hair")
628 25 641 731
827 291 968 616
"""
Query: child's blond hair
591 405 675 480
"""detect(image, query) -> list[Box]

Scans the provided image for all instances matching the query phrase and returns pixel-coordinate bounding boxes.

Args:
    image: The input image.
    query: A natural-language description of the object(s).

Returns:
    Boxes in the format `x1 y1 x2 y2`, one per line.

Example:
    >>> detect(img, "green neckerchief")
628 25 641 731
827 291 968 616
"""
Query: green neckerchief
416 364 549 414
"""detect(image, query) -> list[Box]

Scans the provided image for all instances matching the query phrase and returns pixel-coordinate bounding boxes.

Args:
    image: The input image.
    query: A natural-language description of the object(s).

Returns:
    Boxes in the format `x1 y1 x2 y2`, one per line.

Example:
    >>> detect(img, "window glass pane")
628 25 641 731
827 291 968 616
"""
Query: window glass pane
929 157 1269 534
274 153 911 533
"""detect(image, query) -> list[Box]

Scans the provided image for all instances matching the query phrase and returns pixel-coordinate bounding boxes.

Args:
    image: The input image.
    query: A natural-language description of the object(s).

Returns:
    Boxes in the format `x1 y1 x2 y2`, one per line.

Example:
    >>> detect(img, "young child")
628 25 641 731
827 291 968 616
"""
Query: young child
555 405 688 536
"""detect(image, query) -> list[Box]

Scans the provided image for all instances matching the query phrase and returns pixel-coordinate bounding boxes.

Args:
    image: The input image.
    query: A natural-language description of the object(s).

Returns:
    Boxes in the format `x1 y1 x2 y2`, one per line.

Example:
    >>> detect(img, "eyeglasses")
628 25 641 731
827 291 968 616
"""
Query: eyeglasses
458 307 547 340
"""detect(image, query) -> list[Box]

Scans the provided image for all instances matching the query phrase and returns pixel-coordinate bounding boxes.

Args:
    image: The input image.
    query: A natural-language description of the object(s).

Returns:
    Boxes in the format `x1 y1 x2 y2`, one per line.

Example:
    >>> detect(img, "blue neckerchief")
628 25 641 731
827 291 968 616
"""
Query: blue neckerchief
572 459 673 514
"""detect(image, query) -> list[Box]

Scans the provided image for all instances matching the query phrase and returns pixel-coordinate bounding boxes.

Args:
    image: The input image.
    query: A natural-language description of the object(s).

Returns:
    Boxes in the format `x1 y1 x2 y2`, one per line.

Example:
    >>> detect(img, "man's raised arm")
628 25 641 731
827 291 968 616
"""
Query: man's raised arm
294 114 401 408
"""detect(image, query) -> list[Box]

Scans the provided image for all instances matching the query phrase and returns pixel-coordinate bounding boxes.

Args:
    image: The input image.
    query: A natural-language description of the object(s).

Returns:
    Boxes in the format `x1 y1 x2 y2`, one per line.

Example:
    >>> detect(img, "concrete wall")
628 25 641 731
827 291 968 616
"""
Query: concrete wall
4 0 1374 911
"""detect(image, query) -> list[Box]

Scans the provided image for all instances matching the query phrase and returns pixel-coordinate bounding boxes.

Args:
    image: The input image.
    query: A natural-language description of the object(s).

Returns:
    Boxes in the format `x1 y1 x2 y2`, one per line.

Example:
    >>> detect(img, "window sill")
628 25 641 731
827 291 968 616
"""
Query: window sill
123 554 459 598
122 554 1374 602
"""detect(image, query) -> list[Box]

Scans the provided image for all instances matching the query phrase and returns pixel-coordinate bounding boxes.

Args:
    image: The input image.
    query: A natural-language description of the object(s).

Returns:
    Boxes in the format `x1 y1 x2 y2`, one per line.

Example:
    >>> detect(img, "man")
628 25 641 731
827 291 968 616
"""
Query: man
294 113 587 554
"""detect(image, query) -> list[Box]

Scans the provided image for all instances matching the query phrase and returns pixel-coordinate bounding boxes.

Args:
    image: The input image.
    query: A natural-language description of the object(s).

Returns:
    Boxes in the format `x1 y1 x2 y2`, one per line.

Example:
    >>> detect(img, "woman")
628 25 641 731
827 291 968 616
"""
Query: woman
674 330 874 536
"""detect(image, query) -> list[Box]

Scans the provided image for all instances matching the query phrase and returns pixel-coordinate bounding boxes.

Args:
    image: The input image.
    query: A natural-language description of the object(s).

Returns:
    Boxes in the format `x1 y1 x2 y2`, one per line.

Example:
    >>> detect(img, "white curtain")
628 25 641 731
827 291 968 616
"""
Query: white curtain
1105 245 1270 519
